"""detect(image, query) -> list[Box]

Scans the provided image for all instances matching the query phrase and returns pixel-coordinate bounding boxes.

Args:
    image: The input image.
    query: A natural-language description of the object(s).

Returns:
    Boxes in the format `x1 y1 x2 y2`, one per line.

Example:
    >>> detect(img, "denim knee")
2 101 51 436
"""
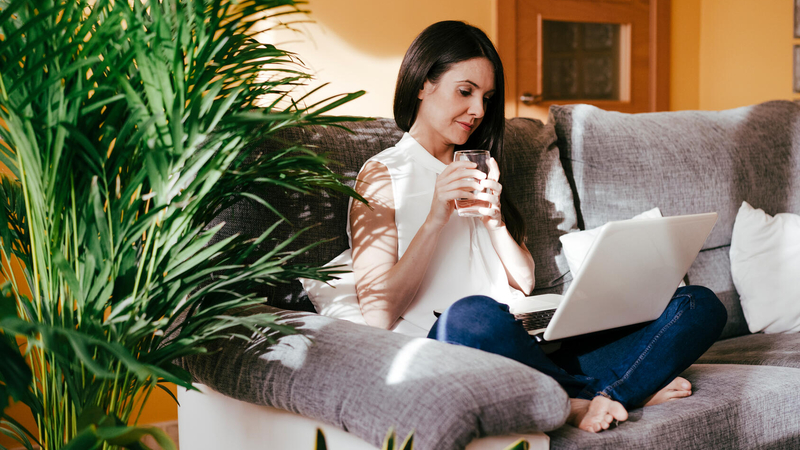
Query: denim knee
449 295 505 315
433 295 509 346
676 285 728 336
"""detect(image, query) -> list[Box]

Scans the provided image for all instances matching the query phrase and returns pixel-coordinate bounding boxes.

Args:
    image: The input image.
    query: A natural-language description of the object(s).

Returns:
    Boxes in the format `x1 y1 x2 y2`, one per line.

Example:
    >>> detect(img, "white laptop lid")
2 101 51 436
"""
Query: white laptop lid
543 212 717 341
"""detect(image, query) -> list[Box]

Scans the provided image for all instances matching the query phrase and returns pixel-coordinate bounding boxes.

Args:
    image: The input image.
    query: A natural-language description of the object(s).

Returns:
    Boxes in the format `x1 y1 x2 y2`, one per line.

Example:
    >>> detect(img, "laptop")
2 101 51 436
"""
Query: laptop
507 212 717 342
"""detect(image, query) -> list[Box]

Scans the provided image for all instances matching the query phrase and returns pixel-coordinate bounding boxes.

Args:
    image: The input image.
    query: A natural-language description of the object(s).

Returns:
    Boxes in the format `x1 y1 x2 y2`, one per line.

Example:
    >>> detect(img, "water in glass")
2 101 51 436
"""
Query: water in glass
453 150 491 217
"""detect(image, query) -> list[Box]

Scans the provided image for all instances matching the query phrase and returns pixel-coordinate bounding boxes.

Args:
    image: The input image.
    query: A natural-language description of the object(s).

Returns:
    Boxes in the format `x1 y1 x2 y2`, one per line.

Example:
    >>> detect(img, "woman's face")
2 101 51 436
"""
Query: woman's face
413 57 495 151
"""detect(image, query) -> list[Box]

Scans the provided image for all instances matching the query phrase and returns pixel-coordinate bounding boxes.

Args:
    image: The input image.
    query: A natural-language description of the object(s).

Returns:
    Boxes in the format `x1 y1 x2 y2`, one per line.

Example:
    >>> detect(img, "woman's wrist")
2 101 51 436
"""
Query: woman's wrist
423 213 448 235
482 217 506 232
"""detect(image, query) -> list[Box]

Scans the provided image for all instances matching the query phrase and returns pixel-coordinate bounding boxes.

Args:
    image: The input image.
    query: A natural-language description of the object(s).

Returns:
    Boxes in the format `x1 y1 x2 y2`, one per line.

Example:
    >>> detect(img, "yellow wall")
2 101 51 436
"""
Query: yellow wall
269 0 796 115
671 0 702 110
263 0 495 118
696 0 795 110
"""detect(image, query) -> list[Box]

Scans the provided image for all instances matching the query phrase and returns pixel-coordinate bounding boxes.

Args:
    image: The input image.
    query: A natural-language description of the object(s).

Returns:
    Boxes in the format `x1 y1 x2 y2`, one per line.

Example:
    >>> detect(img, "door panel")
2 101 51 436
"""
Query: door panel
497 0 670 121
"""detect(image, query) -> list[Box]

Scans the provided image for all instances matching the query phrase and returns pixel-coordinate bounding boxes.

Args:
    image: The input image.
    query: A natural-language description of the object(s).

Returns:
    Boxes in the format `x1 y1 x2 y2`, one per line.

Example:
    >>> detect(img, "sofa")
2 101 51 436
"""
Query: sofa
178 100 800 450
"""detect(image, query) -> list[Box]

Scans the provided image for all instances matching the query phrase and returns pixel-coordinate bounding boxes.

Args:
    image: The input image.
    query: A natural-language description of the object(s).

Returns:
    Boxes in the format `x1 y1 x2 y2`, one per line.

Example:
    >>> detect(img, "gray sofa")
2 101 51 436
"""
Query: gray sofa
182 100 800 449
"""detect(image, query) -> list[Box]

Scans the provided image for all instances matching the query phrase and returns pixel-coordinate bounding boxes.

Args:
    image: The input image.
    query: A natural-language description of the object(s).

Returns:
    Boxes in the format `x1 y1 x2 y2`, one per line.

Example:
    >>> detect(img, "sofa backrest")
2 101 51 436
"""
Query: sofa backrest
550 100 800 339
211 118 578 312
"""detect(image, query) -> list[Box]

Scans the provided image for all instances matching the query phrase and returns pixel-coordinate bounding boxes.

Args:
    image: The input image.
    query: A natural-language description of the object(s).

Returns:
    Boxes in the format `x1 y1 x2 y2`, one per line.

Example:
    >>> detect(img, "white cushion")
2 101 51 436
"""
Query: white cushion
730 201 800 334
559 207 663 275
299 249 368 326
299 250 426 335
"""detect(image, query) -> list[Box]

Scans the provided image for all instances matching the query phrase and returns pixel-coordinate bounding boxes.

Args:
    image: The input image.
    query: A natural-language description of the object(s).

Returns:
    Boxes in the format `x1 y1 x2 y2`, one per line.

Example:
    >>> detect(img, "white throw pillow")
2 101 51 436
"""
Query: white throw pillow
559 207 664 275
730 201 800 334
299 250 424 335
299 249 368 325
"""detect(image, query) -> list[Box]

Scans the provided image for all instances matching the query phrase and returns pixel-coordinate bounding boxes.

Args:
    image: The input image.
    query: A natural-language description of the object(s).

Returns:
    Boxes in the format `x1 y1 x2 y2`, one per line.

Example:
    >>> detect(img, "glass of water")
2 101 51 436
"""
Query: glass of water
453 150 491 218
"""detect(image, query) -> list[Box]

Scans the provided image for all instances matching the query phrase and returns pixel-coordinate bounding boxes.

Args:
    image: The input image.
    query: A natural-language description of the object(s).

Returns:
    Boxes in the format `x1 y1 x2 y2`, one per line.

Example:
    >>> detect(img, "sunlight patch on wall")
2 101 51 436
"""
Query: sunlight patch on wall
255 17 402 118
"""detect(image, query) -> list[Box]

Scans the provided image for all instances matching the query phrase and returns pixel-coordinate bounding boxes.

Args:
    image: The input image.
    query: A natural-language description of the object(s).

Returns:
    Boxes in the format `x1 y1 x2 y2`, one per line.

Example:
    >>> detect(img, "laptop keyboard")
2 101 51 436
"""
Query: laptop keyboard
515 309 556 332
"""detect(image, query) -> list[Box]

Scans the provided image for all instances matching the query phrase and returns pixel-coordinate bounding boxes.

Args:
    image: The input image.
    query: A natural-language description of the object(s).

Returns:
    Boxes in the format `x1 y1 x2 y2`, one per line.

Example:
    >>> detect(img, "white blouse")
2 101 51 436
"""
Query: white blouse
347 133 523 337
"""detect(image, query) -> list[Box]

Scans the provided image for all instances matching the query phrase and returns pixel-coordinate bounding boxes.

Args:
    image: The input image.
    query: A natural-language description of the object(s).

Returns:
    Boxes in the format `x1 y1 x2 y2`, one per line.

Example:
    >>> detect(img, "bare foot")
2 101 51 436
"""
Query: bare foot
567 396 629 433
642 377 693 407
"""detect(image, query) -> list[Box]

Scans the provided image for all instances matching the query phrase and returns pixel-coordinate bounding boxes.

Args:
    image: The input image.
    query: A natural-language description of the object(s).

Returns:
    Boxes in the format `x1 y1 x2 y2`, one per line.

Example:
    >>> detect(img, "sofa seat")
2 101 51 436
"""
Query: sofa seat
546 364 800 449
180 101 800 449
696 333 800 368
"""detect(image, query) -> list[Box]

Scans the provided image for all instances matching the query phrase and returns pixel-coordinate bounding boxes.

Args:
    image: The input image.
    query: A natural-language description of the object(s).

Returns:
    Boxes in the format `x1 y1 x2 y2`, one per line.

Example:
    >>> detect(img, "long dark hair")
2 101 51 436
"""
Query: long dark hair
393 21 526 245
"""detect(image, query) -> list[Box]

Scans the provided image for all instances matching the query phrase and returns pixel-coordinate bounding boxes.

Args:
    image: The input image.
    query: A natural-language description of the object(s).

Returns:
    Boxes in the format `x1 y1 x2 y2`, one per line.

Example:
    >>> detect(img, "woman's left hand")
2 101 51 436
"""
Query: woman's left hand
478 157 504 230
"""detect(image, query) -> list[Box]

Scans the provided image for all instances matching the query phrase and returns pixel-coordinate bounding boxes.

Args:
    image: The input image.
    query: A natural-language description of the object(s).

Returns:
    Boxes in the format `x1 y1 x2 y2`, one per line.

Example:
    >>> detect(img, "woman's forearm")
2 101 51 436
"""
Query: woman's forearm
357 218 444 329
486 224 536 294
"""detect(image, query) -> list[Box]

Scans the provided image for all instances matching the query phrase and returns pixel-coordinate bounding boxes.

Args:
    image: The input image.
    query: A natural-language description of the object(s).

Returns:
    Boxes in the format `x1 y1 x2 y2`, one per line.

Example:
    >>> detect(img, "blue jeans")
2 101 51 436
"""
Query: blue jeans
427 286 727 408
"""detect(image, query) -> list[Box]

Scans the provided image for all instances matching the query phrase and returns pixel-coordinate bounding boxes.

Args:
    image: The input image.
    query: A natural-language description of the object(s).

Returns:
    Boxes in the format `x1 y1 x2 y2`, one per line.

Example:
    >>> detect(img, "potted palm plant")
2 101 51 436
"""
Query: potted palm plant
0 0 366 447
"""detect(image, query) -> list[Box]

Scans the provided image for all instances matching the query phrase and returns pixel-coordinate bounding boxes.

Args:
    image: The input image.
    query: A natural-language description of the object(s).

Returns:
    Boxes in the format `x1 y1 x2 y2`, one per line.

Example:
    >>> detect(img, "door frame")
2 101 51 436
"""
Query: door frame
495 0 671 118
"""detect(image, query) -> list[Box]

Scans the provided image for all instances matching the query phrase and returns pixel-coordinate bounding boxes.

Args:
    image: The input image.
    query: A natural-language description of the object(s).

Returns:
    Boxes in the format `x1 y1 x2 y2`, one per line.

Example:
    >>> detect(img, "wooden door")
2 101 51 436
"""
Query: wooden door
496 0 671 121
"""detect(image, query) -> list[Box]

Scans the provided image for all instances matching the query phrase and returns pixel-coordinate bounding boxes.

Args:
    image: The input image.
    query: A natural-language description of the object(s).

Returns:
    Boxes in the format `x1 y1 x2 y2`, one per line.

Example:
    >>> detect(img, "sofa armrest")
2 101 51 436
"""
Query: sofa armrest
180 305 570 450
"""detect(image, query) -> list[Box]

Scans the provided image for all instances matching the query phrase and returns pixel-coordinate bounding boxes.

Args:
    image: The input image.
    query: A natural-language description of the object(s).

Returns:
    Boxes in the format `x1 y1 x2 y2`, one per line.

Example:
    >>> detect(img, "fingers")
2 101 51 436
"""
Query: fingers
438 177 483 198
441 160 479 177
435 157 502 212
487 157 500 181
436 161 486 200
479 158 502 194
479 178 502 195
441 168 486 187
474 191 500 205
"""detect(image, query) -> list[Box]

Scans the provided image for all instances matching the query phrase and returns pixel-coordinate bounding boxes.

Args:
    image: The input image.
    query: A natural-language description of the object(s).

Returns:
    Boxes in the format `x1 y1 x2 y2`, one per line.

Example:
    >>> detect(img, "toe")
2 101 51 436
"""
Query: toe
673 376 691 391
609 401 629 421
668 388 692 400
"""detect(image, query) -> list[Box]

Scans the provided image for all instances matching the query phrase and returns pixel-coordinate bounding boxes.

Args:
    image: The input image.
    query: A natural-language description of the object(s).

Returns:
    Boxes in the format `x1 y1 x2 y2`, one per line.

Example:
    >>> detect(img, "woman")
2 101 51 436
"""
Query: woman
348 21 727 433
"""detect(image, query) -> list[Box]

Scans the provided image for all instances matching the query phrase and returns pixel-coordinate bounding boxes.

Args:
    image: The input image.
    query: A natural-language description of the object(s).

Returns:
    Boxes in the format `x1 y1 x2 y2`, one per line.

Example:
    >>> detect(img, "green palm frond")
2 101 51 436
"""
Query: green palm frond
0 0 367 447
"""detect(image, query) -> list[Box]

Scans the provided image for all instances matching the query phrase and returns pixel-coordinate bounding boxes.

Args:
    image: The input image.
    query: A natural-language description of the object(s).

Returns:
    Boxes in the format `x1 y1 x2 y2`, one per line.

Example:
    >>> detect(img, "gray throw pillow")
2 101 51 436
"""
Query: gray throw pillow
182 306 570 450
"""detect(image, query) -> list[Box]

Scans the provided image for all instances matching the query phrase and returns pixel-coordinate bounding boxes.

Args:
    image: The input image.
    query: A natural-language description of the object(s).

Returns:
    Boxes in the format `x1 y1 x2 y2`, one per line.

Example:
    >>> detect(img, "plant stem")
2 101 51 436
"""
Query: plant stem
109 361 123 414
70 174 81 326
132 219 157 301
132 382 154 426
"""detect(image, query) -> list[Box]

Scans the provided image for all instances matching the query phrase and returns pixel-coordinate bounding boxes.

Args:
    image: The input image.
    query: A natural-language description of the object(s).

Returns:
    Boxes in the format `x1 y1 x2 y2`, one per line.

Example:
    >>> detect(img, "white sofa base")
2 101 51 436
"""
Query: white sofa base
178 384 550 450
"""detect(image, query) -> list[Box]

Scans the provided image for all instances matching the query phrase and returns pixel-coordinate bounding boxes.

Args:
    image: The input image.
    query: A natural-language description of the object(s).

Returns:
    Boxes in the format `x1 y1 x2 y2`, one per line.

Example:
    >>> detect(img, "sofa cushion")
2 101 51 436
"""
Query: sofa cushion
685 246 749 340
181 306 570 450
502 118 578 294
730 201 800 334
211 117 578 311
546 364 800 449
696 333 800 369
209 119 404 312
551 100 800 249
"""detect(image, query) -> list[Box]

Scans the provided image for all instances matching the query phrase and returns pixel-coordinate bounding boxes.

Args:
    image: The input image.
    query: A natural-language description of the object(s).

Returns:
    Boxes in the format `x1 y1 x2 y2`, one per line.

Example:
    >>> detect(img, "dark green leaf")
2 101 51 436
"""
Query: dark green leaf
315 428 326 450
0 336 32 403
0 419 36 450
382 428 396 450
399 431 414 450
502 439 530 450
60 427 103 450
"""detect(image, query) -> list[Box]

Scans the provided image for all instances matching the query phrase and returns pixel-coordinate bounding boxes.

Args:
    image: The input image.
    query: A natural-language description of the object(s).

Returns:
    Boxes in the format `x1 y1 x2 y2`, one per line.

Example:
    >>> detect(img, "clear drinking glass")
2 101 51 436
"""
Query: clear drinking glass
453 150 491 217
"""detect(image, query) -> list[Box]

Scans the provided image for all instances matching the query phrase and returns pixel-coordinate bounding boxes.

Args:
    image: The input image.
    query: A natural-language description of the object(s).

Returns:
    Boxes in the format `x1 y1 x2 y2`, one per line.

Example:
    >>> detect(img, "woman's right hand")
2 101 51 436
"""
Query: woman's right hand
427 160 487 229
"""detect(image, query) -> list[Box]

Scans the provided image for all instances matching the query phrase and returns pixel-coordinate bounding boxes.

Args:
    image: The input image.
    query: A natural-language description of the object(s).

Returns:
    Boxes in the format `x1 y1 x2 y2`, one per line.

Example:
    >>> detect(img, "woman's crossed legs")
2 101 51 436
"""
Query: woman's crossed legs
427 286 727 432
